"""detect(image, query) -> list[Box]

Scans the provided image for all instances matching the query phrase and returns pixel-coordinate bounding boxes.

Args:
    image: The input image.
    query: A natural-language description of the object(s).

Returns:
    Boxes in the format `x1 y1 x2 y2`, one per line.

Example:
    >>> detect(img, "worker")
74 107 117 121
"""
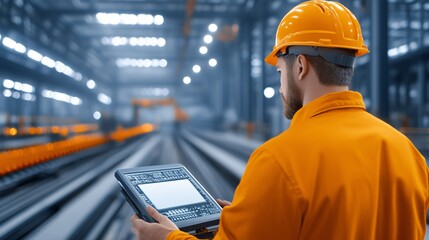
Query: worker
130 0 429 239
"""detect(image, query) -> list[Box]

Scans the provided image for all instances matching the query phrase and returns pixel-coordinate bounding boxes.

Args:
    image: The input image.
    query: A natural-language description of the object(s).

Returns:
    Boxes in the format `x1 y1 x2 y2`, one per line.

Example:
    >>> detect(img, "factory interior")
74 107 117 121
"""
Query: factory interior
0 0 429 239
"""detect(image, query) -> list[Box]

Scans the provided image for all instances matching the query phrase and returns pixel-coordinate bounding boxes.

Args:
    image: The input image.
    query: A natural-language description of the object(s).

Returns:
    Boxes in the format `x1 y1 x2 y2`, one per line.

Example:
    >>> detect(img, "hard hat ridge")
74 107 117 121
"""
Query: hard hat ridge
265 0 369 66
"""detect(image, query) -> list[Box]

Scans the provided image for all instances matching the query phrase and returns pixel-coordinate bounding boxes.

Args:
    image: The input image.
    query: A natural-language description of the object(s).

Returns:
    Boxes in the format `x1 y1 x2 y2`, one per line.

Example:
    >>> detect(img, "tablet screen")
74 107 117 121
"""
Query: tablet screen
138 179 206 210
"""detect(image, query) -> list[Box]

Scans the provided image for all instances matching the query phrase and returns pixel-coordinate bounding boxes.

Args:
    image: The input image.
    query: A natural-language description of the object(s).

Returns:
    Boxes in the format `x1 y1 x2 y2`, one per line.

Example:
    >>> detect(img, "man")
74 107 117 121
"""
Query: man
130 1 429 239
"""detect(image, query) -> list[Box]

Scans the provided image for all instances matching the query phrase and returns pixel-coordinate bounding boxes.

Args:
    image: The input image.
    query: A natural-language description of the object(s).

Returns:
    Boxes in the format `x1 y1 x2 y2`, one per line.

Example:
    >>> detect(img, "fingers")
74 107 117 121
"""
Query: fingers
146 206 178 230
130 214 149 235
216 199 232 208
130 214 140 221
146 205 164 222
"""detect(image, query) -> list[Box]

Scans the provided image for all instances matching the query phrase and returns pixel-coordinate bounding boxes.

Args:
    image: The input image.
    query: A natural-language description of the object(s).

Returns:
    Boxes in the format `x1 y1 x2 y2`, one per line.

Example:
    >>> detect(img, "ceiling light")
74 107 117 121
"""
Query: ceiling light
98 93 112 105
22 83 34 93
154 15 164 25
14 43 26 53
160 59 168 67
158 38 166 47
209 58 217 67
41 56 56 68
264 87 275 98
204 35 213 44
3 79 14 89
27 49 43 62
208 23 218 32
55 61 66 73
93 111 101 120
183 76 191 85
3 89 12 97
87 79 96 89
199 46 208 54
2 37 16 49
192 65 201 73
12 91 20 99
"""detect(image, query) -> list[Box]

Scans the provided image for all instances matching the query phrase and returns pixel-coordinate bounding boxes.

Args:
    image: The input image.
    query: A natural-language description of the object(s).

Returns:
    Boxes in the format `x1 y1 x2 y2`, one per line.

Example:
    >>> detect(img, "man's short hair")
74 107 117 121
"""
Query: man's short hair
284 54 354 86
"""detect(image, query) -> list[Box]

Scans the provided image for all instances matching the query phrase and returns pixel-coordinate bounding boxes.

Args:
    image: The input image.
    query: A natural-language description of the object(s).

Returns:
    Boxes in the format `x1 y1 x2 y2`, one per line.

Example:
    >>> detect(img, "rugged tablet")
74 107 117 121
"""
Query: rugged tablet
115 164 222 233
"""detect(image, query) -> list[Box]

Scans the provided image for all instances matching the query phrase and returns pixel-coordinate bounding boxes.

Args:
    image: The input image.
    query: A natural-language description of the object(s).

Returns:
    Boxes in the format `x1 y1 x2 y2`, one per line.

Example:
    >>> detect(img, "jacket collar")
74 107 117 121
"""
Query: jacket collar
290 91 366 127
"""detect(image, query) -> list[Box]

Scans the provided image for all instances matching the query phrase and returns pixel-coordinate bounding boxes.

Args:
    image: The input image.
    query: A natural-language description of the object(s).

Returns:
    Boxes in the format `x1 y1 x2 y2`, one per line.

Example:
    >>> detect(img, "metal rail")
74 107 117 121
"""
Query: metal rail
0 135 156 240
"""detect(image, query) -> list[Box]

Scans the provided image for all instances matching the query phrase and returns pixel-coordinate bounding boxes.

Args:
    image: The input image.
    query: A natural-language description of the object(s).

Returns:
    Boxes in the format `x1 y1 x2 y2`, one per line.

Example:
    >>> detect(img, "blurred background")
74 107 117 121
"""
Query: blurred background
0 0 428 239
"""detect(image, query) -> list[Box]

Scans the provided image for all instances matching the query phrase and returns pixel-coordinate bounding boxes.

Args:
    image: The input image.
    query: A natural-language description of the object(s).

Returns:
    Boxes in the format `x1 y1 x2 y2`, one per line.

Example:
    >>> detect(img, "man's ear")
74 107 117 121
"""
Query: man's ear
296 55 308 80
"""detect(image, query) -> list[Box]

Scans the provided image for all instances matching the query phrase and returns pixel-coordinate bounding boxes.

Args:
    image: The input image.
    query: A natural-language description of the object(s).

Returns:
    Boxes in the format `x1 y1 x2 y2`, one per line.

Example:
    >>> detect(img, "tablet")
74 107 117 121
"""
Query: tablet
115 164 222 232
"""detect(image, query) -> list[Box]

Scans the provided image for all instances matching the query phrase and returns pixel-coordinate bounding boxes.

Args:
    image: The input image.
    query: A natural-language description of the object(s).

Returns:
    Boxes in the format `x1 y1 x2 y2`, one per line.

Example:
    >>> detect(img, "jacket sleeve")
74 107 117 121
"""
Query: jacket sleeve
167 147 305 240
214 147 305 240
166 230 199 240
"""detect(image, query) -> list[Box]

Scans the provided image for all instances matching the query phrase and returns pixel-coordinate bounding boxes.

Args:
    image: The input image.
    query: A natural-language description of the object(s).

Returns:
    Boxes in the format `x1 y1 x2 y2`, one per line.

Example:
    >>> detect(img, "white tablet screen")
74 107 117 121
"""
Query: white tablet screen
138 179 206 210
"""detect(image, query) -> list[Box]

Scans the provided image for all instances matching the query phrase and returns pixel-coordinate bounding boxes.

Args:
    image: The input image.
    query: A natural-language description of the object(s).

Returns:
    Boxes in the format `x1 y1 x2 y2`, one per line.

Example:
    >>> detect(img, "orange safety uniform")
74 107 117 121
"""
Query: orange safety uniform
167 91 429 240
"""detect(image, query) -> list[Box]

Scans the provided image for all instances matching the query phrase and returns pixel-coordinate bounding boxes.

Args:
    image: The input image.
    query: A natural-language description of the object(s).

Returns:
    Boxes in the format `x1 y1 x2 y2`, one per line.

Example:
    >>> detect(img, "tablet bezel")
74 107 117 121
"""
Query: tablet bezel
115 164 221 232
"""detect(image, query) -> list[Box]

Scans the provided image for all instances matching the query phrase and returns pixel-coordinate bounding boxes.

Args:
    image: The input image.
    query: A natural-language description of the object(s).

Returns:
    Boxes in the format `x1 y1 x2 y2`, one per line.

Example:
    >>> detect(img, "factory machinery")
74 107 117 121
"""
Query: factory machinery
0 127 262 240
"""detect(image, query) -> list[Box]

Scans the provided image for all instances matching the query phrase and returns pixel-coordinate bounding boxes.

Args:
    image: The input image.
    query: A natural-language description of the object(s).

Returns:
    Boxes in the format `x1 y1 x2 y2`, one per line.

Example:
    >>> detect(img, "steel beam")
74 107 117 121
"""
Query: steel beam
370 0 389 120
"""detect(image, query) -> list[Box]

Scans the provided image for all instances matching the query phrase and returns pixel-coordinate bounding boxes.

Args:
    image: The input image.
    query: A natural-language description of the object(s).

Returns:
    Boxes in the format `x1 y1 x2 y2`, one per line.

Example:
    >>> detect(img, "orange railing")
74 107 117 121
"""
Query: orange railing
110 123 155 142
2 124 99 137
0 123 156 175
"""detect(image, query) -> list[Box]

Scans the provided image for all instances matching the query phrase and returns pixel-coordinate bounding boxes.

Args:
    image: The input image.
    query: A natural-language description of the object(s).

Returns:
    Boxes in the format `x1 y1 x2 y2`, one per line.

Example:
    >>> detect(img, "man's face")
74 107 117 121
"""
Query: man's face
277 57 303 120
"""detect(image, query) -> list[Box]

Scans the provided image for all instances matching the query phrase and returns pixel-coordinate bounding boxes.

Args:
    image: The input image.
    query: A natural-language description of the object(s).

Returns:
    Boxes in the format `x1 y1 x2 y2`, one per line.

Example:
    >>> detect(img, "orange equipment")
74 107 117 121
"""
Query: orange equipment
265 0 369 66
131 98 189 125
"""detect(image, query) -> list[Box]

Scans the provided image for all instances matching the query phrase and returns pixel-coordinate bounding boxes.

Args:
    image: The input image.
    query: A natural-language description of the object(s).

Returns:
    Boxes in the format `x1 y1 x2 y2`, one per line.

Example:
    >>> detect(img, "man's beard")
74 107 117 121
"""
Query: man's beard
282 70 303 119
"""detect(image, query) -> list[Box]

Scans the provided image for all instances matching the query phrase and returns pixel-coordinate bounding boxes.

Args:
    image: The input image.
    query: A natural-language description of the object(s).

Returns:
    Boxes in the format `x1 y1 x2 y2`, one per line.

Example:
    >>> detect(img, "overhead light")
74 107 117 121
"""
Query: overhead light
208 23 218 32
98 93 112 105
93 111 101 120
203 35 213 44
264 87 275 98
14 43 26 53
112 36 128 46
55 61 66 73
183 76 191 85
22 93 32 101
199 46 208 54
22 83 34 93
41 56 56 68
158 38 166 47
398 44 408 54
159 59 167 67
27 49 43 62
42 89 82 105
12 91 20 99
3 79 14 89
3 89 12 97
96 13 163 25
209 58 217 67
116 58 168 68
13 82 23 91
2 37 17 49
149 37 157 46
87 79 96 89
102 36 167 47
138 14 154 25
154 15 164 25
73 72 83 81
70 97 82 105
192 65 201 73
63 66 74 77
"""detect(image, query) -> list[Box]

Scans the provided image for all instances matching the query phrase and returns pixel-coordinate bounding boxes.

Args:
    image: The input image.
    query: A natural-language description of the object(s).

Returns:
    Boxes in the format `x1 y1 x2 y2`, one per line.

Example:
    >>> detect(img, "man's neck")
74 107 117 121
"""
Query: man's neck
302 85 349 105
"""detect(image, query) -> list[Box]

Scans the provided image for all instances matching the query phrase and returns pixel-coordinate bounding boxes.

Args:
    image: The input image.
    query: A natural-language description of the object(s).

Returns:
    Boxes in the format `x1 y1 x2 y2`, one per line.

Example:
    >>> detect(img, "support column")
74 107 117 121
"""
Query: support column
417 61 426 127
370 0 389 120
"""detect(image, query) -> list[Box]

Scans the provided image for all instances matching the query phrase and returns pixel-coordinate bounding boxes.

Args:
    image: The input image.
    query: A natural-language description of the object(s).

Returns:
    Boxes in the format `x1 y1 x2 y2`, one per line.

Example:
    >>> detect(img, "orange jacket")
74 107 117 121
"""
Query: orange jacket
167 91 429 240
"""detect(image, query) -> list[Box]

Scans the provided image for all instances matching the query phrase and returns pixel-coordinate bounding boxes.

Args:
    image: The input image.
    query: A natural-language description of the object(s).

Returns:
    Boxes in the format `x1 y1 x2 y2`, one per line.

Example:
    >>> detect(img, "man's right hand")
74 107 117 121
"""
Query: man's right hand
216 199 232 208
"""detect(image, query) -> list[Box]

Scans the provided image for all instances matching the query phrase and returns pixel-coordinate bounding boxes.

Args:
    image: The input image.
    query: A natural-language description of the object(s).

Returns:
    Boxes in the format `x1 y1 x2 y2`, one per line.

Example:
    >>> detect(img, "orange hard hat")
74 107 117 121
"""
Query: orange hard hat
265 0 369 66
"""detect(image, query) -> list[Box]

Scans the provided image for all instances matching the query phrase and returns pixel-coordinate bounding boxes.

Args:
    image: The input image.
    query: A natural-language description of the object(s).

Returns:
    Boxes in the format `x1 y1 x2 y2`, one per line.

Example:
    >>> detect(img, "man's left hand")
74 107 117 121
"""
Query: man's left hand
130 206 179 240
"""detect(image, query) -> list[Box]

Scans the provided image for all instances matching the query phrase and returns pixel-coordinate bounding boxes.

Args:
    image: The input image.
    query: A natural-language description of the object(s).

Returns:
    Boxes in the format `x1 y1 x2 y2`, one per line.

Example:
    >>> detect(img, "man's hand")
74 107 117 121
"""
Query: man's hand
216 199 232 208
130 206 178 240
